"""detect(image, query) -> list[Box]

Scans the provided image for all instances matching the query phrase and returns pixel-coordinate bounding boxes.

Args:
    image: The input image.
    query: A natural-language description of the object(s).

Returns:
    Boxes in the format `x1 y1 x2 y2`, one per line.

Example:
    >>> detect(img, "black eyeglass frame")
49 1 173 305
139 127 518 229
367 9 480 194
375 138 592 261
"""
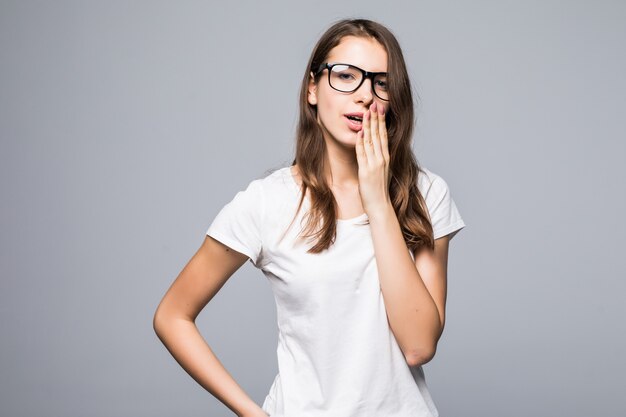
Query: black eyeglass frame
315 62 389 101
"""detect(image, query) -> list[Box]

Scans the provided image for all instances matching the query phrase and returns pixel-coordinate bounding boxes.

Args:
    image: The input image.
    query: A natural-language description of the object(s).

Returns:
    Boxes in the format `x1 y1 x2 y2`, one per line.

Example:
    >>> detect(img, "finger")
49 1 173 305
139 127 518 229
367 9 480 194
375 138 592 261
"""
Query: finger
378 104 390 163
362 110 375 164
355 128 367 166
369 102 383 160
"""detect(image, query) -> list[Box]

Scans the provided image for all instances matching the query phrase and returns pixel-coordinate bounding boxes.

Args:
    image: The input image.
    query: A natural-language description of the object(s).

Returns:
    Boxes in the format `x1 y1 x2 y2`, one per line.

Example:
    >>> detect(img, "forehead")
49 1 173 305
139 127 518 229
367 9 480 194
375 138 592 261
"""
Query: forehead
326 36 388 73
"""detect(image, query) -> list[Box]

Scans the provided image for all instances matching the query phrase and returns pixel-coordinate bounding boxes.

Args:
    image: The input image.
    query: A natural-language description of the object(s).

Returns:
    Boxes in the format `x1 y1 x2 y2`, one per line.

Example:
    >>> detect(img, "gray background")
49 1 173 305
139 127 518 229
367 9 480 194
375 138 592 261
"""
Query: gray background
1 1 624 416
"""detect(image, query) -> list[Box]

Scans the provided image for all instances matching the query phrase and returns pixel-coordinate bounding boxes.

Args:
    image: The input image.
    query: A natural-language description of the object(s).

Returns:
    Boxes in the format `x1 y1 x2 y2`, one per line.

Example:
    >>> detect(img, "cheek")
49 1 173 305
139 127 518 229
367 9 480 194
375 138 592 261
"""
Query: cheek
317 107 335 131
317 96 341 124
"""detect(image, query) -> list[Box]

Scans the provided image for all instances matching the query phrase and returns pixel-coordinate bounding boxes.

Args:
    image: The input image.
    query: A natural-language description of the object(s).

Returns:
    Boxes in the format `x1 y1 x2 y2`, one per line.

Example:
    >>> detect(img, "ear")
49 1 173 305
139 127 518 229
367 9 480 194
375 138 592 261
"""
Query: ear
307 71 318 106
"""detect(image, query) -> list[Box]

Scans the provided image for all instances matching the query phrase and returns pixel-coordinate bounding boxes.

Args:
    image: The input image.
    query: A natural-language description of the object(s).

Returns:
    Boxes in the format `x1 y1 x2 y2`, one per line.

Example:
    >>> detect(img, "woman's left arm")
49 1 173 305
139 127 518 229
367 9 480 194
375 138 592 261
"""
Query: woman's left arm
356 102 450 367
368 207 450 367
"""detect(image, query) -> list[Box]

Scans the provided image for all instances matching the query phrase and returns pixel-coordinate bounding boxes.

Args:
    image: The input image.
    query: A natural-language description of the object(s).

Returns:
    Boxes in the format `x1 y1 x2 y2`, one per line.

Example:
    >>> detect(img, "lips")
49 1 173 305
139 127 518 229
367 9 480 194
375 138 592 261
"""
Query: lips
344 113 364 132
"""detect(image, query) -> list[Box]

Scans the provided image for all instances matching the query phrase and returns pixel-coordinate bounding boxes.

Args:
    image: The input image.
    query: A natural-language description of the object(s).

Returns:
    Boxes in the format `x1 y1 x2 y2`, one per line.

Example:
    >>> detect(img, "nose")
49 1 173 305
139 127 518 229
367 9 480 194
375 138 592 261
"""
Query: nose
354 77 374 104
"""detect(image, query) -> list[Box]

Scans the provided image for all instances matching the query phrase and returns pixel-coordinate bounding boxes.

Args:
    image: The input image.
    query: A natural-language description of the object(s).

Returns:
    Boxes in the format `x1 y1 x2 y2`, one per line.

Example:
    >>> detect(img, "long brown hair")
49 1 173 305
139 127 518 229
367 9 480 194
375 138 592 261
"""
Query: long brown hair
289 18 435 253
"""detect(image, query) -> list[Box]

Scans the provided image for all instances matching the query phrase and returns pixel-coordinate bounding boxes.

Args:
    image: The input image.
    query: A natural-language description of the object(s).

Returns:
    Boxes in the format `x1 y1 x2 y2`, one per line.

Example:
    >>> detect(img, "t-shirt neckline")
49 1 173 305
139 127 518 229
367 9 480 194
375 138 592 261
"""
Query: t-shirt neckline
284 166 368 224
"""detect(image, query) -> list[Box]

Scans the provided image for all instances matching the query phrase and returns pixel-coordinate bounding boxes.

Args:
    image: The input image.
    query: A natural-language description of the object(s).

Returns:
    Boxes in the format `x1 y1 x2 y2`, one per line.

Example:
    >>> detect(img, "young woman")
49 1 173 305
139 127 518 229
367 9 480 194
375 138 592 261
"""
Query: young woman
154 18 465 417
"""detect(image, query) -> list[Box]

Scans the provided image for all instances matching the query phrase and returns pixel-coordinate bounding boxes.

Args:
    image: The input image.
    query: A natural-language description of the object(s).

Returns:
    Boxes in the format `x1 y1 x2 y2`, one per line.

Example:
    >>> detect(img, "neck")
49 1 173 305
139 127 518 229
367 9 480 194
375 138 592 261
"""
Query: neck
323 137 359 189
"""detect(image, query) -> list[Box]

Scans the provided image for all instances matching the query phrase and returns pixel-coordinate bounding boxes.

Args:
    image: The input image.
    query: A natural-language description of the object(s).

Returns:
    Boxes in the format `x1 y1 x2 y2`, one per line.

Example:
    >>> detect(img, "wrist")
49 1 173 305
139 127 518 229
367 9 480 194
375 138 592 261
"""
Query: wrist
366 200 395 221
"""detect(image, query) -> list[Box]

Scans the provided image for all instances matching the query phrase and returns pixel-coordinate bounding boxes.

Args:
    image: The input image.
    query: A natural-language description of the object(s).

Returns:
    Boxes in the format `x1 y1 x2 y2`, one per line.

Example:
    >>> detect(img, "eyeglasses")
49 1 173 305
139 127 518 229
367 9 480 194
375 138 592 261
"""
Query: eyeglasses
315 62 389 101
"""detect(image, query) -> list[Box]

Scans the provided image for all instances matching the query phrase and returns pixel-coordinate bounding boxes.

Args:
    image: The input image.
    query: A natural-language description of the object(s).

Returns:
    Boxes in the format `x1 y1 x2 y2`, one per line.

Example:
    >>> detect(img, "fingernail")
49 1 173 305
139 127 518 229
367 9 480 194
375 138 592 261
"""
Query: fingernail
381 106 385 115
365 111 370 120
371 102 377 112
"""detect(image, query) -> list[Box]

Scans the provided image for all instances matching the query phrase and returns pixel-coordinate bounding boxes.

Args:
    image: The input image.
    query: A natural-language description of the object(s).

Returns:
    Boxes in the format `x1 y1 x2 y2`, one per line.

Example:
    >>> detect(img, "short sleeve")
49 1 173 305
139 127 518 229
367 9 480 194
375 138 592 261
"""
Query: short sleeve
206 179 265 268
420 169 466 240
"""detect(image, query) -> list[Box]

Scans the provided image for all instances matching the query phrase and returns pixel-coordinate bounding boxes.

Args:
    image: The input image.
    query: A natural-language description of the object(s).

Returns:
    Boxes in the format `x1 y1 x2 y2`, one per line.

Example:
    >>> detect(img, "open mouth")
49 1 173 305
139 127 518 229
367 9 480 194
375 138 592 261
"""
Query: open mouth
345 115 364 132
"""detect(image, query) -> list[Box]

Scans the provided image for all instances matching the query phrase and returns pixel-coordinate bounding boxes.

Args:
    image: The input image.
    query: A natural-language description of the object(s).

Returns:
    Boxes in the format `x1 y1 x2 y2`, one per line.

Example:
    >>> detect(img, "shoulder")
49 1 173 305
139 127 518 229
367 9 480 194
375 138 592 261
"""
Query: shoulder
417 165 466 240
238 166 293 193
236 166 297 213
256 166 296 194
417 166 450 198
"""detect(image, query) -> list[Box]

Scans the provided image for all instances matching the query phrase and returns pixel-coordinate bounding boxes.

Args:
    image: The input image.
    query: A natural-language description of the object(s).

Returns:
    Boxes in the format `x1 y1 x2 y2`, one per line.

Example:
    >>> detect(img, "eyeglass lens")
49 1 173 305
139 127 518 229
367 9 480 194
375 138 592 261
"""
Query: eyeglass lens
329 65 388 100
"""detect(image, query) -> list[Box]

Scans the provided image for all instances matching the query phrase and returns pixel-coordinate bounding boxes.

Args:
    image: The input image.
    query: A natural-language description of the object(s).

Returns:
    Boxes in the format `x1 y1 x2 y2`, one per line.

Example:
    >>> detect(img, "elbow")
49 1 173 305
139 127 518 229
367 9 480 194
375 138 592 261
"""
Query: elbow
152 308 164 336
405 345 437 367
152 305 171 337
405 318 444 367
153 304 194 338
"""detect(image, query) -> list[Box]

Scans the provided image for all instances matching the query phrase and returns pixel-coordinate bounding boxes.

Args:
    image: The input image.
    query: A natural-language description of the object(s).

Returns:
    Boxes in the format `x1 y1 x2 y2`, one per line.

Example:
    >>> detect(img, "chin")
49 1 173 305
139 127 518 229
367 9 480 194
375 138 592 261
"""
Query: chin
323 126 358 149
338 136 358 149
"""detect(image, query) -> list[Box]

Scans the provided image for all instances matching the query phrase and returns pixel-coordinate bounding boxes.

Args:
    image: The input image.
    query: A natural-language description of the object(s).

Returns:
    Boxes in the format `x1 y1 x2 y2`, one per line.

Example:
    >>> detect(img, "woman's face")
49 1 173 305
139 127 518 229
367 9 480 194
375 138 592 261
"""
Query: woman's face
308 36 390 149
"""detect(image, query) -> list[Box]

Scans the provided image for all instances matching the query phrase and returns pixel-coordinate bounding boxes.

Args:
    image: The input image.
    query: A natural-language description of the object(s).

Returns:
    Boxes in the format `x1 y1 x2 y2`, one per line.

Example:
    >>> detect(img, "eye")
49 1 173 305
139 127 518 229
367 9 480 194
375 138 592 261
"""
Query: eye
338 73 356 81
375 79 388 90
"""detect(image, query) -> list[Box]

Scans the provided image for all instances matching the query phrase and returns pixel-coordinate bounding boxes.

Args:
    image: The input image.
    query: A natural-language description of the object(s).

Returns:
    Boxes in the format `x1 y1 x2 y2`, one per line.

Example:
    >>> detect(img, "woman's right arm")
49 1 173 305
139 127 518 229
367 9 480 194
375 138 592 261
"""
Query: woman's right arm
153 235 269 417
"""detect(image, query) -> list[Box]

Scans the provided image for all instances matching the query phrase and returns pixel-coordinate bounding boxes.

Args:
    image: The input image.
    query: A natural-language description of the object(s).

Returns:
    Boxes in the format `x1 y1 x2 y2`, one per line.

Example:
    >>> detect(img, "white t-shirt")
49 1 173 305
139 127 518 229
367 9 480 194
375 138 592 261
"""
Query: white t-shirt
206 166 465 417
